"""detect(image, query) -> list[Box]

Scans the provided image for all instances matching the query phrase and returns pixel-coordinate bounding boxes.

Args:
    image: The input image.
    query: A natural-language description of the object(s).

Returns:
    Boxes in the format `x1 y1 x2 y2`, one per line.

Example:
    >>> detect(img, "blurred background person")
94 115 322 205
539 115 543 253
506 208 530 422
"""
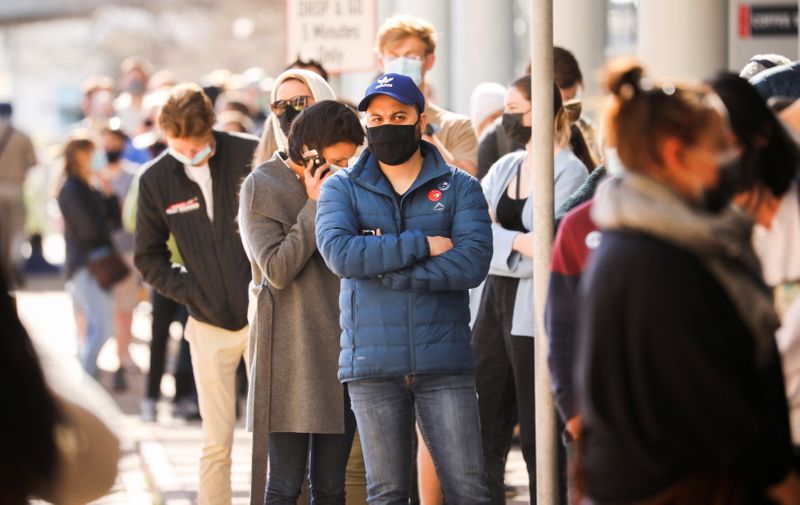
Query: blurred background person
469 82 507 141
473 78 587 504
750 58 800 100
285 56 330 82
739 53 792 81
478 46 595 179
121 150 199 423
376 15 479 177
57 133 124 380
0 274 120 505
575 60 798 504
217 109 255 134
114 57 152 136
252 68 336 167
99 125 142 391
79 76 116 130
0 102 37 289
241 99 363 505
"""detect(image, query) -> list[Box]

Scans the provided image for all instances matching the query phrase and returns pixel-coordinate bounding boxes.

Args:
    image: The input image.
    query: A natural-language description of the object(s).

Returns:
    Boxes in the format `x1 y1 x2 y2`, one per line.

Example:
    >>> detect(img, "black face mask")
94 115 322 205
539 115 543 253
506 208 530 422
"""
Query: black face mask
105 149 124 164
501 113 531 146
278 107 302 137
367 121 422 166
701 155 745 213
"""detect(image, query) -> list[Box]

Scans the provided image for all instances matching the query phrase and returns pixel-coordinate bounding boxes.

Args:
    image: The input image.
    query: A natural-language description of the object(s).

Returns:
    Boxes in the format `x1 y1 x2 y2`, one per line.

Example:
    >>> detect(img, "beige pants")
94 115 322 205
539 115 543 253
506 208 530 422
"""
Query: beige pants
184 317 249 505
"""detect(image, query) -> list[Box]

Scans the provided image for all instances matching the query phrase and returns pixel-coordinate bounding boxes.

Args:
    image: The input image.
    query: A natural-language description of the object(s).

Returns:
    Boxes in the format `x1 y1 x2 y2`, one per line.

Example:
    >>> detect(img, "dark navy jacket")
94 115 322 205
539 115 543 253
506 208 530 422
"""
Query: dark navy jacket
316 141 492 382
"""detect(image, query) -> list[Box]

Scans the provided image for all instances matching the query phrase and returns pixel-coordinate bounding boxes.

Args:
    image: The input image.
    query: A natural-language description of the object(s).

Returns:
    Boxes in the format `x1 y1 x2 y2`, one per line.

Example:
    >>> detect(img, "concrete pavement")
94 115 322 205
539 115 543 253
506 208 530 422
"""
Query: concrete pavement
16 273 531 504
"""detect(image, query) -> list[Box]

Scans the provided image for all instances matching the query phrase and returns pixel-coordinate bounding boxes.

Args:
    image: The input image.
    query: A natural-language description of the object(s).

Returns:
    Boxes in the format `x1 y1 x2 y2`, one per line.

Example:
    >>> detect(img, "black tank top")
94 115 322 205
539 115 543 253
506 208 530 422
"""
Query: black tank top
495 161 528 232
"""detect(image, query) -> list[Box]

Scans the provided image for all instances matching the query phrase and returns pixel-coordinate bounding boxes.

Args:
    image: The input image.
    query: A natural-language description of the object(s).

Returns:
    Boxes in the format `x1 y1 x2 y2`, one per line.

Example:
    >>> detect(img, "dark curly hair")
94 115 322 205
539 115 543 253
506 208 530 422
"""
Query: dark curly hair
287 100 365 165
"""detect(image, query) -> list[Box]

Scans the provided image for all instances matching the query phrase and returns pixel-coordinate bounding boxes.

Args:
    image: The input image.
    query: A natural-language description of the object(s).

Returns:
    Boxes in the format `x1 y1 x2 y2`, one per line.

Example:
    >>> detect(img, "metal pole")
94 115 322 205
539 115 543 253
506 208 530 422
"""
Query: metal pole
530 0 558 504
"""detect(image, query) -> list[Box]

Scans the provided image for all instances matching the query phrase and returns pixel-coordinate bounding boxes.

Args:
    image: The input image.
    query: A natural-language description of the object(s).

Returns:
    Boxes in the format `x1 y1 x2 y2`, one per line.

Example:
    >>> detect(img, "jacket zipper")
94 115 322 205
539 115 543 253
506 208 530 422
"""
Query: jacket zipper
184 175 234 324
398 193 416 374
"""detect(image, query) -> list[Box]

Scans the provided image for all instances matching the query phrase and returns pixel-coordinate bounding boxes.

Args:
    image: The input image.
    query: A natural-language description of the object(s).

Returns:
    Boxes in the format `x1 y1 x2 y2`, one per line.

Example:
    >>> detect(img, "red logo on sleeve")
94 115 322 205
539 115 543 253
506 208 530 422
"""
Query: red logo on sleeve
428 189 442 202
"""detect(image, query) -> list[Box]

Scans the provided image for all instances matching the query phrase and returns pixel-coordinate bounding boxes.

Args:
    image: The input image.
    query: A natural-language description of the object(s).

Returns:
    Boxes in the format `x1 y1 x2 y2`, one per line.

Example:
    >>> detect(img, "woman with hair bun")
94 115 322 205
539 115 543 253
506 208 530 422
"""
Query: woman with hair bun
574 59 799 504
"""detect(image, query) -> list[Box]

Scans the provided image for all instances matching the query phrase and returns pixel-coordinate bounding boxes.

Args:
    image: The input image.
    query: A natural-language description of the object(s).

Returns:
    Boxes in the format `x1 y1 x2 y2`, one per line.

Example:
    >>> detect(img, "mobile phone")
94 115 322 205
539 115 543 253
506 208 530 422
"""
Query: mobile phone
302 146 330 177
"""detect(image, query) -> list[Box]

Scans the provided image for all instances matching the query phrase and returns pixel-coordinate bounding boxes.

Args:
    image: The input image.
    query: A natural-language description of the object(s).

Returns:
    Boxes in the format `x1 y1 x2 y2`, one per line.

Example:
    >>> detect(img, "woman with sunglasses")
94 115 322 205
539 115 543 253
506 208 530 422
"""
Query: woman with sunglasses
252 69 336 166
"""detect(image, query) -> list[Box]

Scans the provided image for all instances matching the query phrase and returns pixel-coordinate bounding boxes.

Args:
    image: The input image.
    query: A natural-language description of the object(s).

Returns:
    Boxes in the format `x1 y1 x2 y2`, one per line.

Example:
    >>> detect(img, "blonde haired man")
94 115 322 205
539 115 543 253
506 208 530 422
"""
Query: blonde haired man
376 15 479 176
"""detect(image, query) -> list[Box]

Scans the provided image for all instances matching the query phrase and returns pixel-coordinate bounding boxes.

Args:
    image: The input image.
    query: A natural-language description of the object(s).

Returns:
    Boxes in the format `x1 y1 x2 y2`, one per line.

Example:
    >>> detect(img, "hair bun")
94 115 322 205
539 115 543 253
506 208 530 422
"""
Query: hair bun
604 58 645 100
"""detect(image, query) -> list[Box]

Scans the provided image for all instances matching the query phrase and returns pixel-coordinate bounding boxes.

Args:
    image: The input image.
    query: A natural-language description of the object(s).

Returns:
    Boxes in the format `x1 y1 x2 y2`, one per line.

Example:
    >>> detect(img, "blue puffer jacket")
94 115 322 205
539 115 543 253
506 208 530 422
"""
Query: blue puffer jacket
316 141 493 382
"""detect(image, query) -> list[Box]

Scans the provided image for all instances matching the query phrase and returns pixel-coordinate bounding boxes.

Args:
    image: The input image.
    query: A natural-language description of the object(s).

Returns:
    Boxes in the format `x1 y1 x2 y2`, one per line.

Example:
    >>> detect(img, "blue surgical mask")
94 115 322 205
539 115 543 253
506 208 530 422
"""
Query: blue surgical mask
384 57 424 86
91 149 107 172
170 143 212 166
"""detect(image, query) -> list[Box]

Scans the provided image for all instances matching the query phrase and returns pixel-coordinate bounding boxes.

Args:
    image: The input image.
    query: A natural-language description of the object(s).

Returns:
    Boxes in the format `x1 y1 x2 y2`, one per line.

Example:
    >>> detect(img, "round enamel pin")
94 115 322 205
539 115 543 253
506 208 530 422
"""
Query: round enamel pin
428 189 443 202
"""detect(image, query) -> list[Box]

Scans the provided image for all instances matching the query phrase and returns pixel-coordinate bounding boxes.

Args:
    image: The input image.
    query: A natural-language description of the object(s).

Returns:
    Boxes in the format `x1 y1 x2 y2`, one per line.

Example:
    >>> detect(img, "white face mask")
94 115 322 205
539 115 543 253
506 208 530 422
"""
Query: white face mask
384 57 424 86
170 143 212 166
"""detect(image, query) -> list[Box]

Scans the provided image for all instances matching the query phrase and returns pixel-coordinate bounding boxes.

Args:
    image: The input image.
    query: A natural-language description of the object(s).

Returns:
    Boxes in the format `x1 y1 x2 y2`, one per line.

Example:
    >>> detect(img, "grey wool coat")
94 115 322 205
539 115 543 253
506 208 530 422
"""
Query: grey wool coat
238 153 345 505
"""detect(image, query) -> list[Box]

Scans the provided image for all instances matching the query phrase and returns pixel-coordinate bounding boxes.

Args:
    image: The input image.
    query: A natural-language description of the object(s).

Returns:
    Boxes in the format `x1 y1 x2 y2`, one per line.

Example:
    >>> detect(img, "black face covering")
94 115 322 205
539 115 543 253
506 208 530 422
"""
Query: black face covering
366 121 421 166
501 113 531 145
105 149 124 164
701 155 745 213
278 107 302 137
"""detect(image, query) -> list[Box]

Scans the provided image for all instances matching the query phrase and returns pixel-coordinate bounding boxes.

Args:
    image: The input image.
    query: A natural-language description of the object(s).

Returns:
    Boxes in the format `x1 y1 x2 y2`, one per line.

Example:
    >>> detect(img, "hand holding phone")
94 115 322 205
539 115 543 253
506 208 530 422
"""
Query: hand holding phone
302 146 330 178
302 153 332 201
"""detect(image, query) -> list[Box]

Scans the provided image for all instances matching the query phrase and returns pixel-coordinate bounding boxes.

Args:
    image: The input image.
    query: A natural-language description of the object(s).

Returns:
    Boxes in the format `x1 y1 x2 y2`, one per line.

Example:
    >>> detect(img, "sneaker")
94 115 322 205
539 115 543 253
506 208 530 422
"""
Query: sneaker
140 399 157 422
173 397 201 421
112 368 127 392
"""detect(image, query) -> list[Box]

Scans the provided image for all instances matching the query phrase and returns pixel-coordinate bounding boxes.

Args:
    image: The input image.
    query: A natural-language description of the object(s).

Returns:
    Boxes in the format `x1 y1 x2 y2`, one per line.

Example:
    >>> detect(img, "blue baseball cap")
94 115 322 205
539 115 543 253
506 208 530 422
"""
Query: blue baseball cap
357 73 426 113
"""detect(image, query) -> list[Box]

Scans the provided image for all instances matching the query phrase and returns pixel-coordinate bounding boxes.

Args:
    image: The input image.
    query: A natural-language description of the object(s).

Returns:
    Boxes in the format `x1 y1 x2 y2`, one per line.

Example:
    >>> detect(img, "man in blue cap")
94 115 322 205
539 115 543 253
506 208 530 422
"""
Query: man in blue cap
316 73 492 503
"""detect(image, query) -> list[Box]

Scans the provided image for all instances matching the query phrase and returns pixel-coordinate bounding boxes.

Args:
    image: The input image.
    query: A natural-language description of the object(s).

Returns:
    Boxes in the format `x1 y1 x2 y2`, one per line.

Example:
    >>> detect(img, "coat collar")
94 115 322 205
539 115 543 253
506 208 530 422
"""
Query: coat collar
348 140 451 199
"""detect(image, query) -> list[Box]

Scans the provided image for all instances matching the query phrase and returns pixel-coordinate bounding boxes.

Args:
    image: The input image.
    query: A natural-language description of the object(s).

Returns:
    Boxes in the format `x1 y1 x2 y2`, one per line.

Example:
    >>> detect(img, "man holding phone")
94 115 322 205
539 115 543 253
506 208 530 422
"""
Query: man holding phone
316 73 493 503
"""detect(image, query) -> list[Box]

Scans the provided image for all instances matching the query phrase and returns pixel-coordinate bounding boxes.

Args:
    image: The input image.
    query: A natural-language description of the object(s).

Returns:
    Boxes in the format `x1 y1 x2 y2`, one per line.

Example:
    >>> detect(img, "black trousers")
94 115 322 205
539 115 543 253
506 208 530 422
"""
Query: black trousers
473 275 570 504
473 275 536 504
146 289 197 401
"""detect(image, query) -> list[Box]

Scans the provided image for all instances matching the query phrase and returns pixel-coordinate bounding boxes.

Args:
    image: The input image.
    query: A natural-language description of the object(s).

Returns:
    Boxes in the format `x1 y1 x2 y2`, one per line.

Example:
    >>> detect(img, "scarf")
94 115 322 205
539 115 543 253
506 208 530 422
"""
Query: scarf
591 172 779 367
269 69 337 152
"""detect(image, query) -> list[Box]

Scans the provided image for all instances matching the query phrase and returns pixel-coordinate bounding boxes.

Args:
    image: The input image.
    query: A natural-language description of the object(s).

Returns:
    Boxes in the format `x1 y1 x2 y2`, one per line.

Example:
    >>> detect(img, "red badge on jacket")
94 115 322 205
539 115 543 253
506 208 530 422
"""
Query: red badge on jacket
428 190 442 202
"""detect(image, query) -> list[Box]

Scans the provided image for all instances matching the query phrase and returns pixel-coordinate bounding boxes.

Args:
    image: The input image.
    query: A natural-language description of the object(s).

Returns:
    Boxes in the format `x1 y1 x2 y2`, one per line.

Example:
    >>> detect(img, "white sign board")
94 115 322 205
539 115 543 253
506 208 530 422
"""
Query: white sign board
728 0 799 72
286 0 377 74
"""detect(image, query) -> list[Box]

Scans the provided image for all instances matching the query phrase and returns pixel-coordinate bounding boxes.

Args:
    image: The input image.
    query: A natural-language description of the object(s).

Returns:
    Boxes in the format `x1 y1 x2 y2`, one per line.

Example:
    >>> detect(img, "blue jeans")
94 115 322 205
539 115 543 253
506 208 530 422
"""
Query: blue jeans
266 389 357 505
348 374 490 505
66 267 114 378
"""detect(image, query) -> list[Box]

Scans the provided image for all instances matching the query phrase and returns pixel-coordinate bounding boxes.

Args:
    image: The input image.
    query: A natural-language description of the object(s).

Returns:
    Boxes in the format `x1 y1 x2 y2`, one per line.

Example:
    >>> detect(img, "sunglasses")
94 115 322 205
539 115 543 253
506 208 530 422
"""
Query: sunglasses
271 95 312 117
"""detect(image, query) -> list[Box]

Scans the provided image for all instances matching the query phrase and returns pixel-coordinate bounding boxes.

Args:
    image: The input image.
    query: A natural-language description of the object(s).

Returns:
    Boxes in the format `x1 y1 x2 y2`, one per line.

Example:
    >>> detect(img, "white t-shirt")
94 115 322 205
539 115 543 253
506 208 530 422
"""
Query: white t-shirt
777 295 800 445
184 163 213 221
753 182 800 286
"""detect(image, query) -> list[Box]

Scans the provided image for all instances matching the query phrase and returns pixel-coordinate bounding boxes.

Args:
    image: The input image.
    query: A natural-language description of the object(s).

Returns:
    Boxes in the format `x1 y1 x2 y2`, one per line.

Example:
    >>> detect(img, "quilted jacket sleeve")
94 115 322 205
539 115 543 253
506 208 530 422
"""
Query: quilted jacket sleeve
316 174 431 279
380 176 492 292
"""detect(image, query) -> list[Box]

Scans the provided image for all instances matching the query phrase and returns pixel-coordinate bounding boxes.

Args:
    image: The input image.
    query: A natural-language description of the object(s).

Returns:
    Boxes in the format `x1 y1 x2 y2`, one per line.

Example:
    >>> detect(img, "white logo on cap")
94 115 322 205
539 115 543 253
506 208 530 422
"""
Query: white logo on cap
376 76 394 89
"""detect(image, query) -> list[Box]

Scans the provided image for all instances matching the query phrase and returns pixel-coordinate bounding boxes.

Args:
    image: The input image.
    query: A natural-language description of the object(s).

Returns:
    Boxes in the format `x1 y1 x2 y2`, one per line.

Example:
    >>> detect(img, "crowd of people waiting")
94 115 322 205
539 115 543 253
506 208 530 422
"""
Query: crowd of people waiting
3 12 800 505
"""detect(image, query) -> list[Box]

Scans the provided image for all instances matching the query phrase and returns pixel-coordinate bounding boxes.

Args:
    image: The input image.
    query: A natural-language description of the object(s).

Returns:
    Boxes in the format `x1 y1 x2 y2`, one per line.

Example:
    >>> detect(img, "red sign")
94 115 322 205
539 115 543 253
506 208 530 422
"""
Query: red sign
740 4 751 38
